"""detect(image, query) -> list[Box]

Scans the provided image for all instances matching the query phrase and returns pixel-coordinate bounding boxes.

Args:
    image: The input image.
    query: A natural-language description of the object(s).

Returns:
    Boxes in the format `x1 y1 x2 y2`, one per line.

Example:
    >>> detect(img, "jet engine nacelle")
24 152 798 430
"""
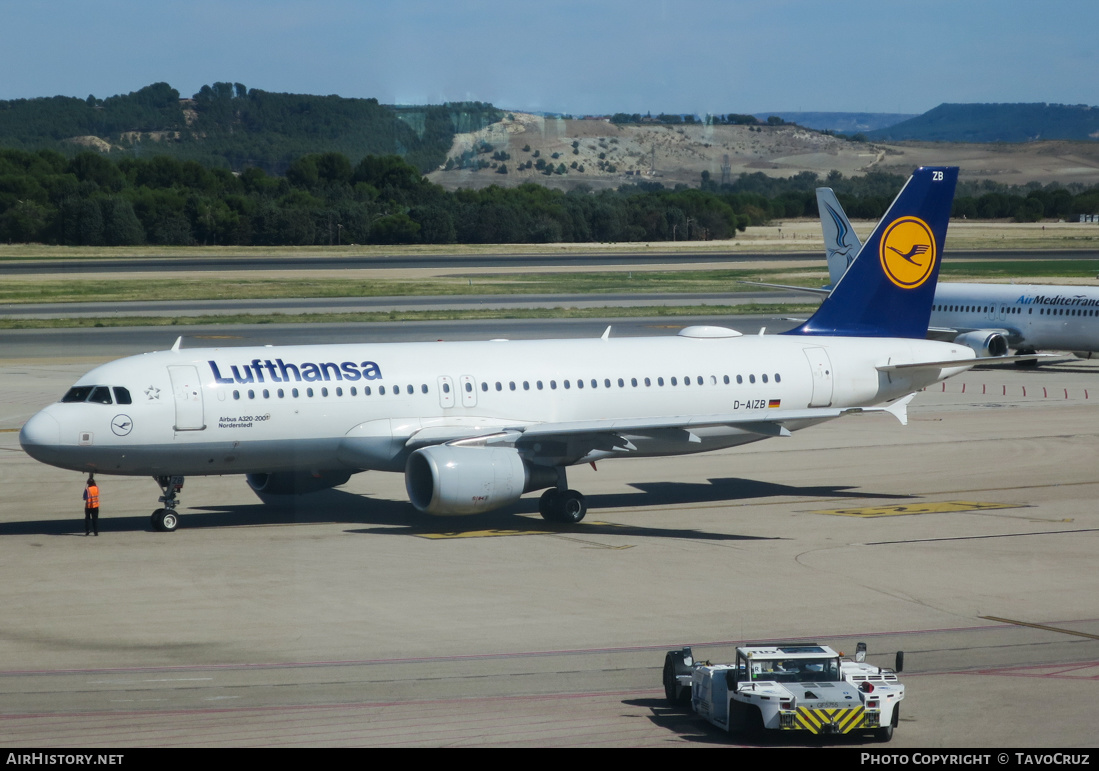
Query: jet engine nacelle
954 330 1009 358
246 470 353 497
405 445 557 515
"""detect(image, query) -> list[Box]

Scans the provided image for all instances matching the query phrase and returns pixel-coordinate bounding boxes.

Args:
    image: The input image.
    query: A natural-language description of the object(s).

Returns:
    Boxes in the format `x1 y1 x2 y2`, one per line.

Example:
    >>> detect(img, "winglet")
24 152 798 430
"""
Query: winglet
881 393 916 426
601 326 612 340
171 336 183 352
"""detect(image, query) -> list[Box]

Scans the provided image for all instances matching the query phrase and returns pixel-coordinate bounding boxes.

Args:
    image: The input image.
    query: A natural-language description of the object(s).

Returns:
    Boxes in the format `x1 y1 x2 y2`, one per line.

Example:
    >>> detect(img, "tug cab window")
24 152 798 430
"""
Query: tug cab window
741 656 841 684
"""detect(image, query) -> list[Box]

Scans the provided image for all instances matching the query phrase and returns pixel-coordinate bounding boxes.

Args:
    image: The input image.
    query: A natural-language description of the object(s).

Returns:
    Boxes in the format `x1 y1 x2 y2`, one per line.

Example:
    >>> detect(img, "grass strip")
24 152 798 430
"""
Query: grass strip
0 304 822 330
6 259 1097 304
938 260 1099 278
0 270 823 304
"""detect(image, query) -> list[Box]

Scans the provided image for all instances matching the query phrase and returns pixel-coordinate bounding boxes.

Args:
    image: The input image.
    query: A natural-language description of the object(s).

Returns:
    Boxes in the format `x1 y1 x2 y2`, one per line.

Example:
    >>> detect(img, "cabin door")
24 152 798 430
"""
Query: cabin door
803 347 834 408
168 365 206 431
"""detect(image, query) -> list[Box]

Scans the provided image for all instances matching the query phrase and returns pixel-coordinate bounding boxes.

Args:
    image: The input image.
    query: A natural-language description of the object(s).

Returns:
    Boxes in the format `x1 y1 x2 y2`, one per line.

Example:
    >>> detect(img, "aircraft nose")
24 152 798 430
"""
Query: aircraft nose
20 411 60 460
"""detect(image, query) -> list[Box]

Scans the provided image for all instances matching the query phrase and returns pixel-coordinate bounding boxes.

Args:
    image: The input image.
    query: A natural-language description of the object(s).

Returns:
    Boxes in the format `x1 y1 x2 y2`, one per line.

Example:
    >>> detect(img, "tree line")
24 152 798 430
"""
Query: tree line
609 113 786 126
703 169 1099 223
1 147 1097 247
0 148 752 245
0 82 501 176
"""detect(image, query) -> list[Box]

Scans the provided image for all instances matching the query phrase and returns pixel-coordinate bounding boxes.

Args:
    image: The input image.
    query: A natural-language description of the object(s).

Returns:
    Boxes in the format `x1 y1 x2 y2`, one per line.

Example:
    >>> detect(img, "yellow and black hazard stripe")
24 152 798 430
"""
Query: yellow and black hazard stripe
784 706 867 734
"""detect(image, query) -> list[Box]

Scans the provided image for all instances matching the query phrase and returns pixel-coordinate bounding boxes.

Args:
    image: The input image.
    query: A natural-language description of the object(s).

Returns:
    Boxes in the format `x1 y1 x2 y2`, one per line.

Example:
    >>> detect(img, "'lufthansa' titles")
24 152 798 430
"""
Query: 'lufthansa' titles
879 216 936 290
209 358 382 385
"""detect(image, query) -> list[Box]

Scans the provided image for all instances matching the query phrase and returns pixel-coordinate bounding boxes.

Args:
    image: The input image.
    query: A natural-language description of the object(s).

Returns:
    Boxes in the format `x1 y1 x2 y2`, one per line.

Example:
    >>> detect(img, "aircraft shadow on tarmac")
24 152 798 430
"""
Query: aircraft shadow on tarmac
0 477 912 538
601 476 903 508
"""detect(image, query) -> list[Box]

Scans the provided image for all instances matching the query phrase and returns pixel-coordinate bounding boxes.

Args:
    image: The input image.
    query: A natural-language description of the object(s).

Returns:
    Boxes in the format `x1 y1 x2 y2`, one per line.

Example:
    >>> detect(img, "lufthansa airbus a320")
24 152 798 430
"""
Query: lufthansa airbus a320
22 167 985 532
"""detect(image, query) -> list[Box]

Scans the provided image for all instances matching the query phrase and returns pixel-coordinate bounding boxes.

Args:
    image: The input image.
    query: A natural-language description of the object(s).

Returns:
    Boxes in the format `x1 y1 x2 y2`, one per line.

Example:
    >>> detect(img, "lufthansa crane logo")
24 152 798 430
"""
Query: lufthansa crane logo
111 414 133 436
879 216 936 289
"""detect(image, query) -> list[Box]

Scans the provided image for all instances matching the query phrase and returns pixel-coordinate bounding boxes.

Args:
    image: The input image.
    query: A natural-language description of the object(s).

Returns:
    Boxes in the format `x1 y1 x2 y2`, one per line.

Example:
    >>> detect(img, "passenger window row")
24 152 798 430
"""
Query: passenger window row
479 373 782 391
233 383 428 400
935 305 1027 315
1039 307 1098 316
230 372 784 401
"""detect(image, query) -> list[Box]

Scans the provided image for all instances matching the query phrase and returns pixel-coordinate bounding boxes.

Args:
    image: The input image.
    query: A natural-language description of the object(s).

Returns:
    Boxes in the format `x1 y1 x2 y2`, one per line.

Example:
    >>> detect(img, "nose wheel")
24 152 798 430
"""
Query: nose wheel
151 475 184 532
151 508 179 532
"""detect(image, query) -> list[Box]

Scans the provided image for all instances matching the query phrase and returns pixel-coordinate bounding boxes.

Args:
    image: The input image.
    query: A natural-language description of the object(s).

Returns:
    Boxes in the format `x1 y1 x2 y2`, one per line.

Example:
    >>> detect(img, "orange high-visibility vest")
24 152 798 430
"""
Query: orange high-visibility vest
86 485 99 508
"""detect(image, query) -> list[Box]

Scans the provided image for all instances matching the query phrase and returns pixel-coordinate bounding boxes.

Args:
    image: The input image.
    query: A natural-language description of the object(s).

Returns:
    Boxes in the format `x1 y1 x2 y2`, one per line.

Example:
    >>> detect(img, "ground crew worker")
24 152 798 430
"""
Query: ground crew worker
83 476 99 536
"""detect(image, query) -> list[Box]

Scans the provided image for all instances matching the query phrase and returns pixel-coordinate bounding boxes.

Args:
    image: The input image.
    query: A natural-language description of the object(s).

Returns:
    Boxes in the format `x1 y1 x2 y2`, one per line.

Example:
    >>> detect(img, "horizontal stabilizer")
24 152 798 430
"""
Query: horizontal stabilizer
738 280 831 297
877 353 1055 372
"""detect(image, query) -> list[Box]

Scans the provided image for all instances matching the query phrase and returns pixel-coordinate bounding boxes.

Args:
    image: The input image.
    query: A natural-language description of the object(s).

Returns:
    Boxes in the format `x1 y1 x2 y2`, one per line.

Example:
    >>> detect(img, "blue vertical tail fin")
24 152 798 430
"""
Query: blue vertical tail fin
788 166 958 339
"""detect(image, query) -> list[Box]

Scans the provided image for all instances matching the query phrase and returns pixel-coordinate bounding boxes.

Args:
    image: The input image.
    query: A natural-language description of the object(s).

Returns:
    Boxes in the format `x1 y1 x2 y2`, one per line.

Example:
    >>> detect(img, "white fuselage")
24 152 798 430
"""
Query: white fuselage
20 331 971 479
932 282 1099 352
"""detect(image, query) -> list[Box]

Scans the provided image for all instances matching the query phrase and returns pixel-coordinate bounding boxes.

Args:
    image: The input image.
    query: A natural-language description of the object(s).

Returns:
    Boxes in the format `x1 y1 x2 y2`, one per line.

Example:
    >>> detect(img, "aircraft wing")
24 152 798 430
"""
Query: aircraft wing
927 325 1023 345
927 325 961 337
433 397 916 465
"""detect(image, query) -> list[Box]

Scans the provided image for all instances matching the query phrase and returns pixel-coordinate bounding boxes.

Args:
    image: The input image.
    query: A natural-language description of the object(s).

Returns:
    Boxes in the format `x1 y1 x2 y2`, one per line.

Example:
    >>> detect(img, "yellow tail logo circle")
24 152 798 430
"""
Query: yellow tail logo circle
879 216 936 289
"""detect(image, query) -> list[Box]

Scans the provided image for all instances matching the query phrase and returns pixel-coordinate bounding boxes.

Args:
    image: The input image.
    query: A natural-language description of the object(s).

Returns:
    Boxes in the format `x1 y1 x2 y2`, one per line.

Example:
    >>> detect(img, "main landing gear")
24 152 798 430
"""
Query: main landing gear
151 475 184 532
1014 347 1039 367
538 469 588 524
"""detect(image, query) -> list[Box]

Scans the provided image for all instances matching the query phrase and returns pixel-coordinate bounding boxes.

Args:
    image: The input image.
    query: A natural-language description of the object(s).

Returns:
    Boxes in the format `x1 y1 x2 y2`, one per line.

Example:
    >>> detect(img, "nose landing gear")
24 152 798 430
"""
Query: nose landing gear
151 475 184 532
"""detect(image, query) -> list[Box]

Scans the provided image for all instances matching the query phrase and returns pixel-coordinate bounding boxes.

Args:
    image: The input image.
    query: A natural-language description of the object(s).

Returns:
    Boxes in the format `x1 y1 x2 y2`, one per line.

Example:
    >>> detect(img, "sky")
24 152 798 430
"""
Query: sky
3 0 1097 117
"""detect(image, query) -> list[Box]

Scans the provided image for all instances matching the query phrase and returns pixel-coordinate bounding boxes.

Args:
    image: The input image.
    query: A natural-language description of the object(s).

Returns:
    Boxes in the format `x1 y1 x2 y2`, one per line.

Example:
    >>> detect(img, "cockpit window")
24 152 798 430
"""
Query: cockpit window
62 385 125 405
88 386 113 404
62 386 94 403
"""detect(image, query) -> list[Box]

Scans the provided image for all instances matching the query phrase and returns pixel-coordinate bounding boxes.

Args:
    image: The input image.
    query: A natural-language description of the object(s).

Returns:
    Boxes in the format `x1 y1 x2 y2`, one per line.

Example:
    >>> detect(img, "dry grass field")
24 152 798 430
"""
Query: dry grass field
2 220 1094 265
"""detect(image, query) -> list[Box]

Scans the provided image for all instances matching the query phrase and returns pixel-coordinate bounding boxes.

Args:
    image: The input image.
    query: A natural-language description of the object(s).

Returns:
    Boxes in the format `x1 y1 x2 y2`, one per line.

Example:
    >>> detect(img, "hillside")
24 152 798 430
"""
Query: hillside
3 85 1099 190
0 82 502 174
868 103 1099 143
429 114 880 192
753 112 917 133
429 113 1099 191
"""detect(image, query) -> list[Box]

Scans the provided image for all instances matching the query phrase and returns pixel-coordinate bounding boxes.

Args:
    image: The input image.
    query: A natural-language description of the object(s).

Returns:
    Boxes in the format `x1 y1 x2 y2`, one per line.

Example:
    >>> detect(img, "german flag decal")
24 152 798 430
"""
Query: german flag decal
768 399 781 408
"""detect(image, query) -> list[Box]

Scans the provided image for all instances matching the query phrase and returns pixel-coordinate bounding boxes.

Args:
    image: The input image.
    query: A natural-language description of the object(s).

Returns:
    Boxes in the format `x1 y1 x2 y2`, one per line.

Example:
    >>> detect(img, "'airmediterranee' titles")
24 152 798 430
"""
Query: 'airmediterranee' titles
209 358 382 385
1030 293 1099 309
